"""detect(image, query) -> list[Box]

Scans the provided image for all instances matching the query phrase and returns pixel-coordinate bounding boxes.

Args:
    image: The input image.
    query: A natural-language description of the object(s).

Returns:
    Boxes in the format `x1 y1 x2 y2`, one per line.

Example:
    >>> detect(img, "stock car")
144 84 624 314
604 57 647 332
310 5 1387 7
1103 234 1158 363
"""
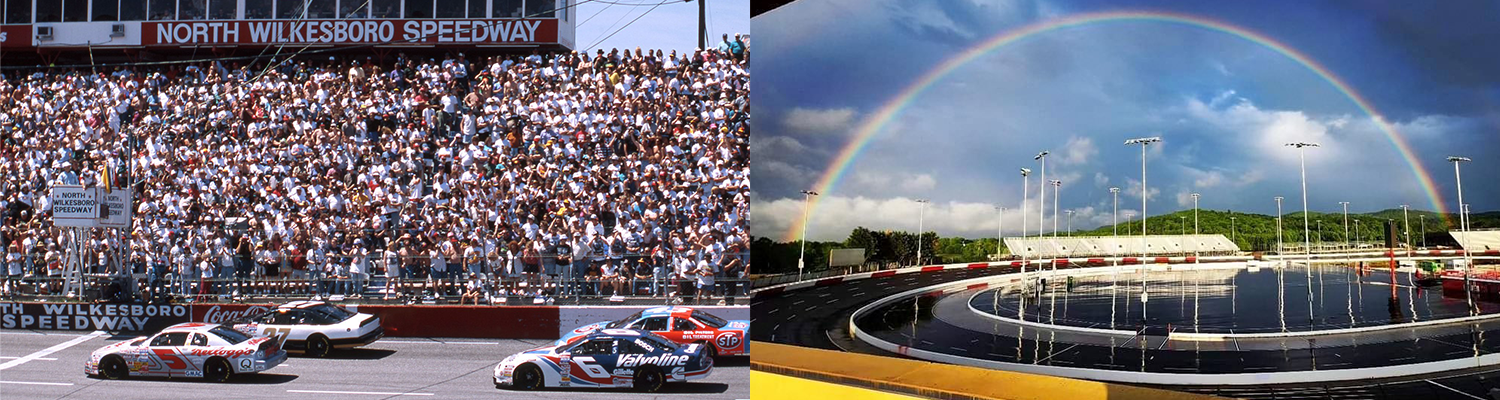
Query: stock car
495 329 712 392
230 301 383 357
85 322 287 382
557 307 749 357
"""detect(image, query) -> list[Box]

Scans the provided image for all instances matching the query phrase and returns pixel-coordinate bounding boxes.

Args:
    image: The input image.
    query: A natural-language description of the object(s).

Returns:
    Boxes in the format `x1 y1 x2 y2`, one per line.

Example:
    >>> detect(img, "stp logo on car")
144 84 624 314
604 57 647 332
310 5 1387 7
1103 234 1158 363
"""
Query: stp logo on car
715 331 740 349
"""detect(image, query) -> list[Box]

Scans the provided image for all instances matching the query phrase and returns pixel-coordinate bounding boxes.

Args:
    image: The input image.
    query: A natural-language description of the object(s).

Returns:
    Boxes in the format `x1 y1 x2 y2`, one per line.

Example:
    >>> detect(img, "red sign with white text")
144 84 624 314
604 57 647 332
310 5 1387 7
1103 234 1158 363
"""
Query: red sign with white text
0 25 31 49
141 19 556 46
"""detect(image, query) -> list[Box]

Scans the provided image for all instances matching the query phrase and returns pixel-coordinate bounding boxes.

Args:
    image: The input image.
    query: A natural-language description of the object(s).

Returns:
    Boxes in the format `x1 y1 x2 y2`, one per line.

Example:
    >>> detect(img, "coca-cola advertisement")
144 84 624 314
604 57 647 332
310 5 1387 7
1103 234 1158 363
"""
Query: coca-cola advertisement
193 304 277 324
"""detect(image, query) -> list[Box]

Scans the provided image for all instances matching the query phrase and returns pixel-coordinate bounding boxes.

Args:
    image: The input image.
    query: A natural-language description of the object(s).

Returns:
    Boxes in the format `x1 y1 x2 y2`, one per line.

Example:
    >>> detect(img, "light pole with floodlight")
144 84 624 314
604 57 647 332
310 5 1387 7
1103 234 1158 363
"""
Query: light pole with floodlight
1448 155 1474 315
996 206 1006 259
1051 180 1062 238
1036 151 1049 237
915 199 929 266
1420 215 1427 248
1125 136 1161 324
1400 204 1411 261
1020 168 1031 319
1230 215 1238 243
1066 210 1075 236
1339 201 1350 251
1112 188 1121 237
798 190 818 279
1287 141 1319 323
1275 196 1284 256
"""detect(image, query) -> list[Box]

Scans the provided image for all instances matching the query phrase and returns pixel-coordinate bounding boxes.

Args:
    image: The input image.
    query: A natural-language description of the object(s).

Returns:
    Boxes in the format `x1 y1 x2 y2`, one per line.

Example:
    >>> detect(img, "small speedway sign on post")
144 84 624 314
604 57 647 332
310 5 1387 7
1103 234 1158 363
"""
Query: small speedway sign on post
51 185 98 227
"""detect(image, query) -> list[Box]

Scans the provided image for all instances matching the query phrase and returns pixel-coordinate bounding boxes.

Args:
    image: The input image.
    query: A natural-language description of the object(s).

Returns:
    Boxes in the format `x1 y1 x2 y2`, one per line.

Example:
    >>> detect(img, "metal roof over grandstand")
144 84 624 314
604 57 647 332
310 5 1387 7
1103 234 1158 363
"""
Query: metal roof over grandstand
1003 234 1240 259
1449 230 1500 252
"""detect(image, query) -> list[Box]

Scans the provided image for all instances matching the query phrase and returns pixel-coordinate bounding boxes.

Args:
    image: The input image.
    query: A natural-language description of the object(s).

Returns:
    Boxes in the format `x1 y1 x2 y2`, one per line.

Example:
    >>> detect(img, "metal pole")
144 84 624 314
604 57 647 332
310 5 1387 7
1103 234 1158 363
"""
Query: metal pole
1448 156 1473 315
1037 152 1048 238
1125 137 1160 325
697 0 708 49
997 206 1005 259
1051 180 1062 238
1340 201 1350 251
798 190 817 279
1111 188 1120 237
1275 197 1284 256
1020 168 1031 320
1066 210 1074 236
916 199 929 266
1288 142 1319 325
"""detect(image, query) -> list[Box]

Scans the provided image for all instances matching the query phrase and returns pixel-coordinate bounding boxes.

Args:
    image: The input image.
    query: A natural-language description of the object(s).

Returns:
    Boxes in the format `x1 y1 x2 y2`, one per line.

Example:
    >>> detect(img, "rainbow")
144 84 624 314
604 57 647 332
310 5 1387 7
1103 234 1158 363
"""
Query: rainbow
783 10 1450 242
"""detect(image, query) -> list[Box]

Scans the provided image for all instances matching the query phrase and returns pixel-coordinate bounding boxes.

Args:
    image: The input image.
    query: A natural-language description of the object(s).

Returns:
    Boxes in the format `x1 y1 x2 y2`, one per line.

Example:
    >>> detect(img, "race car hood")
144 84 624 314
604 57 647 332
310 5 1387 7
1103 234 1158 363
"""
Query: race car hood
551 320 612 346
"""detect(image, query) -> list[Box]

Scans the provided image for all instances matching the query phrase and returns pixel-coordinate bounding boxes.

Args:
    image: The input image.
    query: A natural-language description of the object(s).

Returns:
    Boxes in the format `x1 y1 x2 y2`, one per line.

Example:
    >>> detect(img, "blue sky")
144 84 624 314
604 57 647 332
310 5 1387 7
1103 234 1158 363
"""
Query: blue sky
752 0 1500 241
573 0 748 53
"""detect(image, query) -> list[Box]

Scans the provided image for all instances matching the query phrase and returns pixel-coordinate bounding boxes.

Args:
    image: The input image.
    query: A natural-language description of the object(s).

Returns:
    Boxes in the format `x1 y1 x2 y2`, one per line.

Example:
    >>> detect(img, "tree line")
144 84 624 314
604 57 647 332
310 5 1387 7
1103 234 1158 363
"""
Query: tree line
752 208 1496 276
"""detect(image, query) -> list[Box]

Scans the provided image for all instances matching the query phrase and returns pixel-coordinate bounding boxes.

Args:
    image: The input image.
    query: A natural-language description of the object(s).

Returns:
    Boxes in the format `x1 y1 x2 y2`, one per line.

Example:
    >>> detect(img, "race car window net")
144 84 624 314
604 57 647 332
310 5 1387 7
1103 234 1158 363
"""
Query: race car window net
633 317 669 332
692 311 728 329
571 339 613 355
150 332 189 347
210 326 253 345
191 334 209 346
608 311 646 329
307 304 356 321
674 318 696 331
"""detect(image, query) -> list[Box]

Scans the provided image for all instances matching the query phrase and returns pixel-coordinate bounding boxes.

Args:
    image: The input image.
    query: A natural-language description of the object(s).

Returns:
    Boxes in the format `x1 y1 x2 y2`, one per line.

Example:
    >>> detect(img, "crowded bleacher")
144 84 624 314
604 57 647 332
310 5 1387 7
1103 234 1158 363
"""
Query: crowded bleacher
0 42 750 305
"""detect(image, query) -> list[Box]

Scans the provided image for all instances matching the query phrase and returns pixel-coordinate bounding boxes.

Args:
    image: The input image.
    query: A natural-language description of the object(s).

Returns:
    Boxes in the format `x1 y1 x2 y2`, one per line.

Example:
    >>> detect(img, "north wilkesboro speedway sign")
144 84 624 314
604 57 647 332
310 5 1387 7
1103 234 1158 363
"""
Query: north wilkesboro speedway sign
0 302 189 331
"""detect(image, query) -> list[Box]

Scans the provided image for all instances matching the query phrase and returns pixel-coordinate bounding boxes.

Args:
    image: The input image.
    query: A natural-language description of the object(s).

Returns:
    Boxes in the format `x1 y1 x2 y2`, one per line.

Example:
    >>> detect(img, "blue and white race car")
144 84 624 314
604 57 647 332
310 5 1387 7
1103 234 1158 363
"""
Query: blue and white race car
494 329 712 392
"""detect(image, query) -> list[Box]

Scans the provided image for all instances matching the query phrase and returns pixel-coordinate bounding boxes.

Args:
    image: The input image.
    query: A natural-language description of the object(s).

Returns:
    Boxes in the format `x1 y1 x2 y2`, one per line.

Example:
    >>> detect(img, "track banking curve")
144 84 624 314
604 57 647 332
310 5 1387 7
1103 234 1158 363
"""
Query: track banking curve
752 262 1500 399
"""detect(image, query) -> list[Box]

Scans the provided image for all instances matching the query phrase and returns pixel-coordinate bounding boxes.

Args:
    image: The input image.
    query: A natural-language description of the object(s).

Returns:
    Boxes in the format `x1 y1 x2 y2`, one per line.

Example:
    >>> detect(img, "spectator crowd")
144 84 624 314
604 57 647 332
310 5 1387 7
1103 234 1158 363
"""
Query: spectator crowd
0 38 750 305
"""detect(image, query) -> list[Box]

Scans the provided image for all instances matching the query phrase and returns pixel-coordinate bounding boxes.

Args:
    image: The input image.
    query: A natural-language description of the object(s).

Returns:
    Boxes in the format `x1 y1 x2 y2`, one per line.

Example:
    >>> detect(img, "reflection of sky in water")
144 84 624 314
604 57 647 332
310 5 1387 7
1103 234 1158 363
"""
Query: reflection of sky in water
971 265 1494 333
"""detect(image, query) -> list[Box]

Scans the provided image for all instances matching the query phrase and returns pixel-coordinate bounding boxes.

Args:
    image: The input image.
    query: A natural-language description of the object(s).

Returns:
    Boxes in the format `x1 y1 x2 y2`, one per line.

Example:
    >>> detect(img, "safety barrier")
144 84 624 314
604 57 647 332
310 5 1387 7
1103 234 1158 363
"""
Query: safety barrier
2 300 747 340
847 261 1500 385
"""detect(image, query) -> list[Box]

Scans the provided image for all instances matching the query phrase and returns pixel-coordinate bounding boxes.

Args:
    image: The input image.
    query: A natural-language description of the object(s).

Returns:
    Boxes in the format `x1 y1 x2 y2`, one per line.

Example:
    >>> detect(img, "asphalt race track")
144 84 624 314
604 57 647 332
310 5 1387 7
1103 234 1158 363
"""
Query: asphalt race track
0 329 748 399
752 265 1500 399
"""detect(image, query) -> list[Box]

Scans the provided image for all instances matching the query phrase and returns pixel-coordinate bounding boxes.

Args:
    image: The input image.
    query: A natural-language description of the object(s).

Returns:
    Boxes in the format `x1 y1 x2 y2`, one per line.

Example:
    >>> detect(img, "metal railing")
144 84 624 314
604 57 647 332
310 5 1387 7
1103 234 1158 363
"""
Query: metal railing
3 253 749 305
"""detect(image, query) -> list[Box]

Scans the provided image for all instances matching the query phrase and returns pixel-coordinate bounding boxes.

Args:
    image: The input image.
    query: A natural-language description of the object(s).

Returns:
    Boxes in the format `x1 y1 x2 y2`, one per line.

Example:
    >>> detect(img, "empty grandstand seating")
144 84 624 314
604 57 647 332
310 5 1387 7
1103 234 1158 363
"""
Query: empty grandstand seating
1003 234 1239 259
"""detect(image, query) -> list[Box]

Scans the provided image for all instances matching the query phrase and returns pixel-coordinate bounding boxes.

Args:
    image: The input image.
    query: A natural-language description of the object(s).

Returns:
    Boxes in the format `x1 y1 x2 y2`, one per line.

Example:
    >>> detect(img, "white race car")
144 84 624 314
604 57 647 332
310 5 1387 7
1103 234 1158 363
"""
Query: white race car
230 301 383 357
494 329 712 392
85 322 287 382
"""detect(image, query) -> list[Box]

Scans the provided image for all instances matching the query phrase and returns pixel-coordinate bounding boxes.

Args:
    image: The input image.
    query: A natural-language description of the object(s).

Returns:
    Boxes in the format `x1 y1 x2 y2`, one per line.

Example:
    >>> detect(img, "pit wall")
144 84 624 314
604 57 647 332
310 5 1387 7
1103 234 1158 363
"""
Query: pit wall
847 262 1500 385
0 302 746 340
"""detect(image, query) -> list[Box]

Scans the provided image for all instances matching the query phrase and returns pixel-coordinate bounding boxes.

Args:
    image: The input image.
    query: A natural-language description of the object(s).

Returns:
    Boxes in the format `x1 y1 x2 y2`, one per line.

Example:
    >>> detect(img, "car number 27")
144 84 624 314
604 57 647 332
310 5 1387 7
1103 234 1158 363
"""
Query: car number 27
261 328 291 345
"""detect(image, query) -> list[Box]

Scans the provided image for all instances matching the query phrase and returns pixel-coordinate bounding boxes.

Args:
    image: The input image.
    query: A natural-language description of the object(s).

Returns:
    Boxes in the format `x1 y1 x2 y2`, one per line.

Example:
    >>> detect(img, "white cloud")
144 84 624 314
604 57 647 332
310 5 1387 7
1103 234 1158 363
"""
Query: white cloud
1122 177 1160 202
1093 172 1110 187
783 107 857 134
754 194 1070 241
849 171 938 195
1058 136 1098 165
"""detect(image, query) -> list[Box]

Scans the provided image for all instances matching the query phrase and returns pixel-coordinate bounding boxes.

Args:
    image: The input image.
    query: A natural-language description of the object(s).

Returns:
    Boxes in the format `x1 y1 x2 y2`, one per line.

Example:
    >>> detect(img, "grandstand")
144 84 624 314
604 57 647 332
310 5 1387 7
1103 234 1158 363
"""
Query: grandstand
1003 234 1240 259
1450 230 1500 253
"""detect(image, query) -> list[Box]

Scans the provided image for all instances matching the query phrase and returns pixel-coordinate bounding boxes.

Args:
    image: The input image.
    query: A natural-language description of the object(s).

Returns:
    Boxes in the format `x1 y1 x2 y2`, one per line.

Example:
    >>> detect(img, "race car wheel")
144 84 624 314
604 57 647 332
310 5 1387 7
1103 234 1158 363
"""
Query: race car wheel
512 364 543 390
634 366 665 392
204 357 233 383
99 355 128 380
306 334 332 358
700 341 719 358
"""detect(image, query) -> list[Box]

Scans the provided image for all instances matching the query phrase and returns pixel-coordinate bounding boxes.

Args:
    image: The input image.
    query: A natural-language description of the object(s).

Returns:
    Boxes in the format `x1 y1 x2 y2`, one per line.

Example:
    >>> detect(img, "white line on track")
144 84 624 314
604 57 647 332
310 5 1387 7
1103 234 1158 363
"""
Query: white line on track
287 389 434 396
0 356 56 360
0 330 105 371
0 380 75 386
